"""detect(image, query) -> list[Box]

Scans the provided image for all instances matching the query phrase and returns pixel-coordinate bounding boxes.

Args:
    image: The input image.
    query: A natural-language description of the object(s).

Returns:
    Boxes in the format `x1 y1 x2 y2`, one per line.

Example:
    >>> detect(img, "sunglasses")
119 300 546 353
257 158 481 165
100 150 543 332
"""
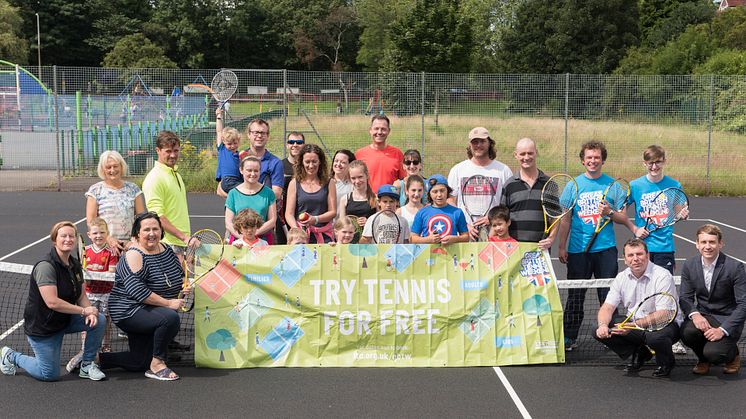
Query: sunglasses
287 140 304 145
404 160 420 166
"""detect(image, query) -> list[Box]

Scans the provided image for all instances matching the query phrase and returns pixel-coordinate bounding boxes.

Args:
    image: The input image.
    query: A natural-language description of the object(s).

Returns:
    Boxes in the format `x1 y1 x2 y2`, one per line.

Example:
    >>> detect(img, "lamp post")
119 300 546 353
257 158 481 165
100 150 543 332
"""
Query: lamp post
35 13 41 76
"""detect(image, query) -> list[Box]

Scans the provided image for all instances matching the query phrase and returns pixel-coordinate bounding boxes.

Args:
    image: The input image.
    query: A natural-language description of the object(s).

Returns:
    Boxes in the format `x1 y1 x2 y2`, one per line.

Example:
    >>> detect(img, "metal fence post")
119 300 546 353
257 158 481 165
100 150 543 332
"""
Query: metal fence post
564 73 569 173
53 66 60 190
707 74 714 195
283 69 288 144
421 71 425 162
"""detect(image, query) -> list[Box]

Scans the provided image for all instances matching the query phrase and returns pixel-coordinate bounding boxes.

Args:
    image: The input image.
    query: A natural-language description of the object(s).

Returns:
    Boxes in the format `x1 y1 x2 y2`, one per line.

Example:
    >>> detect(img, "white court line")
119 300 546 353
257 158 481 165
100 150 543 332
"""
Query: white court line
0 217 86 262
705 219 746 234
673 233 746 265
493 367 532 419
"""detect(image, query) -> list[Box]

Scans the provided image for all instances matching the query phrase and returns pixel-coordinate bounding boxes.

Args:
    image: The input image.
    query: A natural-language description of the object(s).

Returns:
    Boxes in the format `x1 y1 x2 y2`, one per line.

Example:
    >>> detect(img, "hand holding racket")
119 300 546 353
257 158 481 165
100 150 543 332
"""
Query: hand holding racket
179 229 224 312
211 70 238 111
371 210 402 244
541 174 579 239
611 292 678 334
584 178 630 253
644 187 689 232
461 175 496 242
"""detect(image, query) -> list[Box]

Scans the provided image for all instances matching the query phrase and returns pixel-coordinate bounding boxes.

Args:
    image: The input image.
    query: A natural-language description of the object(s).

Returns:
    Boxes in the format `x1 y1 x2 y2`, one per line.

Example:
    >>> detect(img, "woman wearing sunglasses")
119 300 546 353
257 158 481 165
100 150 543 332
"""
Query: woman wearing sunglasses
393 149 424 206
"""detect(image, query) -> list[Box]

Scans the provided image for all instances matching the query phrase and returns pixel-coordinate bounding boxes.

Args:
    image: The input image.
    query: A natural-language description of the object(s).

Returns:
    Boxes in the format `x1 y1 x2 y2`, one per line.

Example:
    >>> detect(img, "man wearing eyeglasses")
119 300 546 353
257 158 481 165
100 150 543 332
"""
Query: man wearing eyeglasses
355 115 405 192
500 138 553 249
240 119 284 202
275 132 305 244
447 127 512 240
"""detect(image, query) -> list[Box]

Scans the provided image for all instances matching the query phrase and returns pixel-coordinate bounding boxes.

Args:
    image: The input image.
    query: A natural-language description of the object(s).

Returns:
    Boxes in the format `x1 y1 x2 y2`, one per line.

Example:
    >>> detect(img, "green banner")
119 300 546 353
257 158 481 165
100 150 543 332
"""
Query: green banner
194 242 565 367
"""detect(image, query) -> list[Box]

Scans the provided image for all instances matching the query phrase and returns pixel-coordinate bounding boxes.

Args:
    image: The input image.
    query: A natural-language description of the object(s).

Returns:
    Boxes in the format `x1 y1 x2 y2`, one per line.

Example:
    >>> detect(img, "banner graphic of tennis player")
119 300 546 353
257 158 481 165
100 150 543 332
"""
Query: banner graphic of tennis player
195 242 565 367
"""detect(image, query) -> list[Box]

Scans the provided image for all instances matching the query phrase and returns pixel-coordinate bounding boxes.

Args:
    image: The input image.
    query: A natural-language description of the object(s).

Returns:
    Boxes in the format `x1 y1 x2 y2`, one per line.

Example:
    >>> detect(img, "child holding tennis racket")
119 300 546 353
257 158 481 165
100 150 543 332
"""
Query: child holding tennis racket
410 175 469 245
397 175 425 228
231 208 269 249
360 184 411 244
215 108 242 198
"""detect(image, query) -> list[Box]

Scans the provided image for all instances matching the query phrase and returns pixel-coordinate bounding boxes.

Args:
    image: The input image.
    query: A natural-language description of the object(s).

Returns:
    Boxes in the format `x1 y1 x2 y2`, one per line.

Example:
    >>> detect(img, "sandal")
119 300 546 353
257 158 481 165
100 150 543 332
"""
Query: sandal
145 367 180 381
101 345 112 353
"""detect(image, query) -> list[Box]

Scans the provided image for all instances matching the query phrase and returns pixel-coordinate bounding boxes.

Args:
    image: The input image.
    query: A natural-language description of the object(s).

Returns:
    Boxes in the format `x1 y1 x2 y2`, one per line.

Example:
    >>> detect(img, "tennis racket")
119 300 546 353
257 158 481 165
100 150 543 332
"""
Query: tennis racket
461 175 496 242
584 178 631 253
211 70 238 110
540 174 579 239
644 187 689 232
371 210 402 244
179 229 224 312
612 292 678 332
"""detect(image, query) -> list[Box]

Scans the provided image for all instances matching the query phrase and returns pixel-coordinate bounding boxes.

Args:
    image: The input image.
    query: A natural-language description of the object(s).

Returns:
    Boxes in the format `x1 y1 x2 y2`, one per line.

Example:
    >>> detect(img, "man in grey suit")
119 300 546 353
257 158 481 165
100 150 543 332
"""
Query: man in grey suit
680 224 746 375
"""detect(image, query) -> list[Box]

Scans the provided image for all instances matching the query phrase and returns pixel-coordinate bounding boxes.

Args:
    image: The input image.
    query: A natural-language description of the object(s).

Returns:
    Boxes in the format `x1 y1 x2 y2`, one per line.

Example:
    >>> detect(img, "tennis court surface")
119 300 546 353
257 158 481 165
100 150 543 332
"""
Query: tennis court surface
2 192 745 418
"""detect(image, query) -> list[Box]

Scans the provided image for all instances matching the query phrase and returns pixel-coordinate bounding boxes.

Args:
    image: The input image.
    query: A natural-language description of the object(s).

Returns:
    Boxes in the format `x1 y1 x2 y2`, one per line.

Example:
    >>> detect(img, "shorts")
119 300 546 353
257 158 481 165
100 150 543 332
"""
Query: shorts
220 176 242 193
87 292 110 315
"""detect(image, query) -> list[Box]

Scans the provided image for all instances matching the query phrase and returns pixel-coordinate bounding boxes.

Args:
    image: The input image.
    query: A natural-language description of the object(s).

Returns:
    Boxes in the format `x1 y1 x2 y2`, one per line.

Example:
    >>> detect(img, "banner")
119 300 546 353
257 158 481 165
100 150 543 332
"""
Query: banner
194 242 565 367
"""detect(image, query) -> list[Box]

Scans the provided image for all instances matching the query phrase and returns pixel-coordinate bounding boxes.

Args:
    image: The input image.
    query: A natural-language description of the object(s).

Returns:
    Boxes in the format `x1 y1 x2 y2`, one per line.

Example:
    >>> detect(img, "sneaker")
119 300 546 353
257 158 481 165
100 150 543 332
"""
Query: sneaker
1 346 16 376
564 337 578 352
672 341 687 355
66 351 83 373
79 362 106 381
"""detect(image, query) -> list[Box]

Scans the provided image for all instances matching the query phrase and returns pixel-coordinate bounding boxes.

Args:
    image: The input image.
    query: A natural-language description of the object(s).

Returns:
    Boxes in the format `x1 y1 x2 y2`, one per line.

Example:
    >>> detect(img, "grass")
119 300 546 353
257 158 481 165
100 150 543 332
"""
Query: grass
162 111 746 196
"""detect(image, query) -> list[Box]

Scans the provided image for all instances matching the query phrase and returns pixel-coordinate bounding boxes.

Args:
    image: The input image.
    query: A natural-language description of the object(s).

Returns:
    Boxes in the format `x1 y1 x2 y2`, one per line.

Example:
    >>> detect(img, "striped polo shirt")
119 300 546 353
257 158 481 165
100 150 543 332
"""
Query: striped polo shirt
108 245 184 323
500 170 549 243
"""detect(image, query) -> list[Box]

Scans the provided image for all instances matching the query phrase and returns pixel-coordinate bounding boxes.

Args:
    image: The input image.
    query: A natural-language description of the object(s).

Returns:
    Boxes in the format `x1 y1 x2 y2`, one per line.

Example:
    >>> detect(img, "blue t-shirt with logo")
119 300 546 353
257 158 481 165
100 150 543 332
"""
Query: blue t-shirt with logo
568 173 615 253
629 175 681 253
411 204 469 237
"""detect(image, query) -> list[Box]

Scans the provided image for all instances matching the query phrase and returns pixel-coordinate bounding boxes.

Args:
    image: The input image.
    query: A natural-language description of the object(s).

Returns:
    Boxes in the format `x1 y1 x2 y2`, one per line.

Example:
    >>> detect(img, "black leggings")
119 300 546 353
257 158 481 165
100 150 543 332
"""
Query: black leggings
100 306 180 372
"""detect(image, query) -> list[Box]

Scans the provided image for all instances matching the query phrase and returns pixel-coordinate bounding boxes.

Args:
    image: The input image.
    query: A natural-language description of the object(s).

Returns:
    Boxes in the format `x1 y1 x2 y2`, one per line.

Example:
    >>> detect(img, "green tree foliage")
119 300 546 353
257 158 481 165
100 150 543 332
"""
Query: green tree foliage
293 4 361 70
102 33 177 68
498 0 640 74
0 0 28 64
639 0 715 49
354 0 414 71
386 0 474 73
461 0 525 73
85 0 152 54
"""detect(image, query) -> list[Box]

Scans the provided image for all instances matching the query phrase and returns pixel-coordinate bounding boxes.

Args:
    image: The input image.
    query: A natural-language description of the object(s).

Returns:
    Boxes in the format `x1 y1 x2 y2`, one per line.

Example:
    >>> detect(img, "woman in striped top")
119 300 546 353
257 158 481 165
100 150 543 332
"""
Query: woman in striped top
101 212 184 381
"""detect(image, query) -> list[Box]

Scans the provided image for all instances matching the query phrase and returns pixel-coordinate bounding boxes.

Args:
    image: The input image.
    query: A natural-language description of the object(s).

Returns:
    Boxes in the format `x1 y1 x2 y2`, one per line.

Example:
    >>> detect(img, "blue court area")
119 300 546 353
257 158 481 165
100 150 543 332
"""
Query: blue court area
1 192 745 418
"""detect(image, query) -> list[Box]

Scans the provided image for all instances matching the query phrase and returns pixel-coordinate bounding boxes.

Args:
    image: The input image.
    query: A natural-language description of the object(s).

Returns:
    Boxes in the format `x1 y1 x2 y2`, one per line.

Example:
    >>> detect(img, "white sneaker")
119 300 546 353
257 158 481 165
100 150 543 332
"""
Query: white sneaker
672 341 687 355
79 362 106 381
66 351 83 373
1 346 16 376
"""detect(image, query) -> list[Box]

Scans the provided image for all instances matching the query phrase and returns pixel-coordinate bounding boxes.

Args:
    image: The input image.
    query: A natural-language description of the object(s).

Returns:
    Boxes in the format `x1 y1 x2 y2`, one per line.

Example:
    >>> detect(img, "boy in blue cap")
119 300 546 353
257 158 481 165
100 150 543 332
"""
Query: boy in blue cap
410 175 469 245
361 184 411 244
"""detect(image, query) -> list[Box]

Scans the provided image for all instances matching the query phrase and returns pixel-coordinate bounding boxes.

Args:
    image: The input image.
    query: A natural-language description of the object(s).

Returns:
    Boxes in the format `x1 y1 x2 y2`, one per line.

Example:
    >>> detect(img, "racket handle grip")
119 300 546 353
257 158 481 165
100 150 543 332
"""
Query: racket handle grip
583 234 598 254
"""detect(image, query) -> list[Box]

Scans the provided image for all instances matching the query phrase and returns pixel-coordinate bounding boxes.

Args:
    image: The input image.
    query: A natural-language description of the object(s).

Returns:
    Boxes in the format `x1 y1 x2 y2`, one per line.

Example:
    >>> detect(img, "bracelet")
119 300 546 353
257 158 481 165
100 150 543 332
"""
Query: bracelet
216 117 222 120
81 307 86 316
314 215 319 225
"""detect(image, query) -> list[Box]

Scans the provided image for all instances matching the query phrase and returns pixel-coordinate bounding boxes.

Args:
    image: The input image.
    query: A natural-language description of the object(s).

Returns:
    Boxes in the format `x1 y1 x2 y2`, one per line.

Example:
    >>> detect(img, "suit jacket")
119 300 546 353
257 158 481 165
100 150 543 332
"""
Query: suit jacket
679 252 746 339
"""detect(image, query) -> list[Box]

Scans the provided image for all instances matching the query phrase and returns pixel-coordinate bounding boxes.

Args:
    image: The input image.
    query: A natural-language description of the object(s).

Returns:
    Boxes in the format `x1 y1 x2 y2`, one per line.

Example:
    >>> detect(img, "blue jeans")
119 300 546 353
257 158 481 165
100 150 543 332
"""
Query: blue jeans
12 313 106 381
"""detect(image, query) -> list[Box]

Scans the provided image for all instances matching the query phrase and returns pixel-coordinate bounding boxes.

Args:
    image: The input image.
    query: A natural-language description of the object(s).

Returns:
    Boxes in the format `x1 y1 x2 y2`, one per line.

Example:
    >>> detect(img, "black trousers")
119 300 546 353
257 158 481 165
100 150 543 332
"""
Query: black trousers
100 306 180 372
680 314 739 365
594 320 680 368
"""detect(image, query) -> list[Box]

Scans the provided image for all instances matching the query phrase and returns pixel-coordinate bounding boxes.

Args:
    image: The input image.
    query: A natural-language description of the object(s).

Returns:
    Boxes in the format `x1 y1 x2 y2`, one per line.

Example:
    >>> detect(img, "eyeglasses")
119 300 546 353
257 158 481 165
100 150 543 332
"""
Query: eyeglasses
250 130 269 136
404 160 420 166
287 140 304 145
646 160 665 168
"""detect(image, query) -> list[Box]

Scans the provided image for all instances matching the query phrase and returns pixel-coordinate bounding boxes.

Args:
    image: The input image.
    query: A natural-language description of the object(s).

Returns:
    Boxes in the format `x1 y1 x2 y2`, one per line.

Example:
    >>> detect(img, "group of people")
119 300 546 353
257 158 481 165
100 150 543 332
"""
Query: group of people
2 113 744 383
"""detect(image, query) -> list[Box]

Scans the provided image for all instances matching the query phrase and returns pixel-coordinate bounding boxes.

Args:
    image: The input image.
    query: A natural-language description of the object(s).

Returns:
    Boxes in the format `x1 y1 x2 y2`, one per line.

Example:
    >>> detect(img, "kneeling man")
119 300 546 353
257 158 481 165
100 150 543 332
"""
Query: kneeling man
595 238 682 377
680 224 746 375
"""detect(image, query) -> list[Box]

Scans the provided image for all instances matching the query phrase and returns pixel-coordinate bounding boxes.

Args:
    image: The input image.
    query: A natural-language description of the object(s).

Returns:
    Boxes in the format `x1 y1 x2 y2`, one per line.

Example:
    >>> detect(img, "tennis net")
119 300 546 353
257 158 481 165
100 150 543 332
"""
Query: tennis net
2 261 743 367
0 261 194 367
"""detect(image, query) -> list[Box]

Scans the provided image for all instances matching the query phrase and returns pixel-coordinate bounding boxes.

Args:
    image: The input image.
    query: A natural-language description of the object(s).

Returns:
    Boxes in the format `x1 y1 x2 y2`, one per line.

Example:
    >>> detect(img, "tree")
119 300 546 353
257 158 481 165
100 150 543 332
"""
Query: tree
102 33 177 68
354 0 414 71
386 0 474 73
294 5 360 70
85 0 152 54
461 0 525 73
0 0 28 64
639 0 715 49
206 329 237 362
498 0 640 74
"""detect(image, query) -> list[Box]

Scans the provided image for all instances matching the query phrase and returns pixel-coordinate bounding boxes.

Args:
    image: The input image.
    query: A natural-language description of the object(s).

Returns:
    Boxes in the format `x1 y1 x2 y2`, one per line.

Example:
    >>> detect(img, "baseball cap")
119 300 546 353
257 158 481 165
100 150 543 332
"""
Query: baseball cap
468 127 491 141
377 184 399 200
426 174 448 191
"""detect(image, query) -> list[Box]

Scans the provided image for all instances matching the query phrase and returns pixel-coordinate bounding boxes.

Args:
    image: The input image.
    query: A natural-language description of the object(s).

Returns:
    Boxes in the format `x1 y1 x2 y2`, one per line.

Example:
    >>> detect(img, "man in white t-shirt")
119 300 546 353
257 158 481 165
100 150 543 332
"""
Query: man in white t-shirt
447 127 513 240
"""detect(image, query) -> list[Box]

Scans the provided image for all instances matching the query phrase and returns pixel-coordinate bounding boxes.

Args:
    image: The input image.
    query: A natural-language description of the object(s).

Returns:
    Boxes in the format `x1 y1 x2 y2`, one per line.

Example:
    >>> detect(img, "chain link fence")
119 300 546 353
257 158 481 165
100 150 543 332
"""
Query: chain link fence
1 64 744 194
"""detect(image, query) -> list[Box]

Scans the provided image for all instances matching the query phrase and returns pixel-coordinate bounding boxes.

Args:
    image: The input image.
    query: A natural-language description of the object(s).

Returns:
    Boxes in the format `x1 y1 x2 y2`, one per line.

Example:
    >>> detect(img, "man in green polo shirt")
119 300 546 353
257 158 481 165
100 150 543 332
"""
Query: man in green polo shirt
142 131 190 255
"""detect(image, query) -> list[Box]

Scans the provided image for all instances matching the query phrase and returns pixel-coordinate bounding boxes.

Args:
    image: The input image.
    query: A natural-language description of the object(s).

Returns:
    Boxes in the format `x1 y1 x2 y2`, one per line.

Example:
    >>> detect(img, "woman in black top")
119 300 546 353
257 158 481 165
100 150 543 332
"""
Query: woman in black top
101 212 184 381
1 221 106 381
339 160 377 243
